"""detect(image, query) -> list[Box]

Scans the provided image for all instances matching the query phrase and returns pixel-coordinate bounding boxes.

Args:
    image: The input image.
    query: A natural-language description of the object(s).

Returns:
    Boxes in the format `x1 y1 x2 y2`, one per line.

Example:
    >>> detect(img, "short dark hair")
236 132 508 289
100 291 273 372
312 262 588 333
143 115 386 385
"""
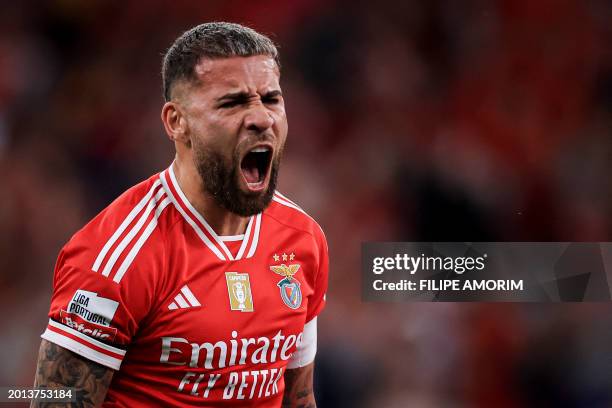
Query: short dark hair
162 22 280 101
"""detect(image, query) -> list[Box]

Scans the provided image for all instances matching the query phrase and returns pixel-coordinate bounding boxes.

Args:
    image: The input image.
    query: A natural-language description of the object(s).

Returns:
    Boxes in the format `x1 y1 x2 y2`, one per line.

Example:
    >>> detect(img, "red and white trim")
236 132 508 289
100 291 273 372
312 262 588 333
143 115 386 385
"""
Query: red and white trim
219 234 245 242
287 317 317 369
92 180 162 272
235 216 254 259
100 188 165 278
246 213 262 259
274 191 300 207
273 191 327 239
41 319 126 370
161 164 262 261
113 197 171 283
92 177 169 283
235 213 262 260
273 191 307 215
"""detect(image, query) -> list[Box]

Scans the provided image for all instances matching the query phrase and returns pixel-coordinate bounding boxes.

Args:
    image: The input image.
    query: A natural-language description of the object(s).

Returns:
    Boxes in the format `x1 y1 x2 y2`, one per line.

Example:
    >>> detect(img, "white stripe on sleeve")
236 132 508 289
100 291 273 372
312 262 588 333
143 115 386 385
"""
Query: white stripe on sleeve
287 317 317 369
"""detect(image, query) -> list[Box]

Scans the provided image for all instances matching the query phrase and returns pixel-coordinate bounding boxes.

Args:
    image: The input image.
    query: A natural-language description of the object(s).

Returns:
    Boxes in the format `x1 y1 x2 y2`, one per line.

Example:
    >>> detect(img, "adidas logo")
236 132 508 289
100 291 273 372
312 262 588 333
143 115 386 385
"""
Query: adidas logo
168 285 201 310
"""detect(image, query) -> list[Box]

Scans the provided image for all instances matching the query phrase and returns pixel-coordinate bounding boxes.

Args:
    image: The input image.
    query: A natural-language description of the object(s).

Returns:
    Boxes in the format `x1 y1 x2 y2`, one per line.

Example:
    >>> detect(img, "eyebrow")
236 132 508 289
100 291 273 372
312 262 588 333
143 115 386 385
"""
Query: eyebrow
216 90 283 102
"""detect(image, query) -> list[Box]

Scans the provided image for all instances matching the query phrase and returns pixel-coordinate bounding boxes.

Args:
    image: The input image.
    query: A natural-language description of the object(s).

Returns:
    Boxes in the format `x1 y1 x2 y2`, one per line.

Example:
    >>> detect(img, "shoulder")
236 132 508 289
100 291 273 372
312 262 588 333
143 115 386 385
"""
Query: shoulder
265 191 327 247
60 172 177 284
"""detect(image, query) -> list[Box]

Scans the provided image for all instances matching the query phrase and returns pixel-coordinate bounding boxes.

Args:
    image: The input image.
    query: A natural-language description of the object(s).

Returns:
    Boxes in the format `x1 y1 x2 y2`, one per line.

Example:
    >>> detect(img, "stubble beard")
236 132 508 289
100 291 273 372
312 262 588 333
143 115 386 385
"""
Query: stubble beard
193 144 280 217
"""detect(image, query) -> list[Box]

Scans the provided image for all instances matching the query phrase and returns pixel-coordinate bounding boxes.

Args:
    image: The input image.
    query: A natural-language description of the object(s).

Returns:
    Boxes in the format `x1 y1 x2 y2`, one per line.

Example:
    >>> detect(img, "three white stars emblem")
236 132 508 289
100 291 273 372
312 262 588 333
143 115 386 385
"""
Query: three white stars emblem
272 252 296 262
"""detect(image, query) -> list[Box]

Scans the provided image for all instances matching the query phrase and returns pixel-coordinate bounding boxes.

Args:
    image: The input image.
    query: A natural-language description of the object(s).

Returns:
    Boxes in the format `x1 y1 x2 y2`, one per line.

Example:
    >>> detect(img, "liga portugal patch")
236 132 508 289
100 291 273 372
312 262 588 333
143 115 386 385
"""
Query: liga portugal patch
61 289 120 341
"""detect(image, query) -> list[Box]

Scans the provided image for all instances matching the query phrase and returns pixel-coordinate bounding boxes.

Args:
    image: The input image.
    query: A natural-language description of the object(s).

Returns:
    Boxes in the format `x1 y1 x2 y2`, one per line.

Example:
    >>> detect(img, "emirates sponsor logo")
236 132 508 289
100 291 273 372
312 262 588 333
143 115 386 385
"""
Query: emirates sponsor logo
162 330 303 401
160 329 302 370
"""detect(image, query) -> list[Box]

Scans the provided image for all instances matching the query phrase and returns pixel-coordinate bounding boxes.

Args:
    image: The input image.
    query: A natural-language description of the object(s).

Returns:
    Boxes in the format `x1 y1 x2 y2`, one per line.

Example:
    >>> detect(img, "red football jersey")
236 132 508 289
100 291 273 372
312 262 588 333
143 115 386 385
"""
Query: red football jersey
41 164 328 407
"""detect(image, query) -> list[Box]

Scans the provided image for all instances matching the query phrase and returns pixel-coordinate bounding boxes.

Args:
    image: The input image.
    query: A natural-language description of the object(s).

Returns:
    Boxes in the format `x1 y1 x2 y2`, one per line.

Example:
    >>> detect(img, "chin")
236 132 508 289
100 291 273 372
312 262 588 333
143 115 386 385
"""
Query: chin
230 188 275 216
219 185 276 217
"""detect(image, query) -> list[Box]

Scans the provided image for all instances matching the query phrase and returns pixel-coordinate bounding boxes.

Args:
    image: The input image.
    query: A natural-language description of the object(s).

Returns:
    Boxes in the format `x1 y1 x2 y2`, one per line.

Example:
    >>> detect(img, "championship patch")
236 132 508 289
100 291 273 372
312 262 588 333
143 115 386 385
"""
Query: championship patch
270 253 303 309
61 290 120 341
225 272 254 312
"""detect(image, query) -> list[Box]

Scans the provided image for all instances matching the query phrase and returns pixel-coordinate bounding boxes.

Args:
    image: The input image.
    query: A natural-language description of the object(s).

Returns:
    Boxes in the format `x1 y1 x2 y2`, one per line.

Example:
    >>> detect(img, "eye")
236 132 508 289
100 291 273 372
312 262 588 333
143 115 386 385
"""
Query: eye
219 100 240 109
263 96 280 105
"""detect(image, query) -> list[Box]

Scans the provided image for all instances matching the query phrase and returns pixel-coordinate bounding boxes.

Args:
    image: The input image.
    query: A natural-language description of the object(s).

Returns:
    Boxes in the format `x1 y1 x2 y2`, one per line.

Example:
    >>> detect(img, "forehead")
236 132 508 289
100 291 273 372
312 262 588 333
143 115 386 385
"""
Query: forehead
193 55 280 94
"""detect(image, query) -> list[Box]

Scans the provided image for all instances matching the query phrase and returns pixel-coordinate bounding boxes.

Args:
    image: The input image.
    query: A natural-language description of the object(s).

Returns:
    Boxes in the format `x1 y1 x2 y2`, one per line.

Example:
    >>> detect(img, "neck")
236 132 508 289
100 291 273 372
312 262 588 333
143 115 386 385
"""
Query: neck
172 156 249 236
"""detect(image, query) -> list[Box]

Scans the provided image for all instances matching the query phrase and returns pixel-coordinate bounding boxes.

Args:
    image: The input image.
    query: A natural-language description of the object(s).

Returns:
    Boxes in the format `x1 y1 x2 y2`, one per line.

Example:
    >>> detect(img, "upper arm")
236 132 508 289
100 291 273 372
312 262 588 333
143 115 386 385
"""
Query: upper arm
282 362 316 408
42 248 154 370
306 225 328 323
32 339 113 407
282 224 327 408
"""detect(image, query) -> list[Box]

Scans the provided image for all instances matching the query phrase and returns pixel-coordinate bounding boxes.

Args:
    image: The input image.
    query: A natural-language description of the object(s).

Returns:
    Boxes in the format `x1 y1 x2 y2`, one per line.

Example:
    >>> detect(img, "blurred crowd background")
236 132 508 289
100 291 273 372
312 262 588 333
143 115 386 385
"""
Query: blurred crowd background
2 0 612 406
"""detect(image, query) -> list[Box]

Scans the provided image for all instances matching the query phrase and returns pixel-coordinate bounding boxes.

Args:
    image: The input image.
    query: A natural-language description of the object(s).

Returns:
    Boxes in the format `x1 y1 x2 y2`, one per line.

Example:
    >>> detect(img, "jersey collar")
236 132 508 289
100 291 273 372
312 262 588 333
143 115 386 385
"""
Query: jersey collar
159 165 262 261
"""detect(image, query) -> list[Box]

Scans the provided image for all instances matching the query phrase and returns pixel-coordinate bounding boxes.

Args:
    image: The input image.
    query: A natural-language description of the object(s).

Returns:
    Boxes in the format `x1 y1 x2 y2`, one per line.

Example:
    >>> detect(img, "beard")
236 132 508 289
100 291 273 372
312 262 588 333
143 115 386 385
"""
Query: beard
193 143 280 217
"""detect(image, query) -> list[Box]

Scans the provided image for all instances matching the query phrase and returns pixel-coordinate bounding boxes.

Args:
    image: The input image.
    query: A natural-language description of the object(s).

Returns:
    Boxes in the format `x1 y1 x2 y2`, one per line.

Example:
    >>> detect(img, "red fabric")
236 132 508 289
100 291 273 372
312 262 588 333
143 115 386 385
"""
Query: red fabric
45 167 328 407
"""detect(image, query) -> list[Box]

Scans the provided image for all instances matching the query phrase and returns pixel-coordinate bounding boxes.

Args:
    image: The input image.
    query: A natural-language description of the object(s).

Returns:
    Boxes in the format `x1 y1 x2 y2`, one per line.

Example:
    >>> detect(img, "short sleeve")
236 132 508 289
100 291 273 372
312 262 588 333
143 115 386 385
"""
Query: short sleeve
287 317 317 368
41 249 148 370
305 225 329 323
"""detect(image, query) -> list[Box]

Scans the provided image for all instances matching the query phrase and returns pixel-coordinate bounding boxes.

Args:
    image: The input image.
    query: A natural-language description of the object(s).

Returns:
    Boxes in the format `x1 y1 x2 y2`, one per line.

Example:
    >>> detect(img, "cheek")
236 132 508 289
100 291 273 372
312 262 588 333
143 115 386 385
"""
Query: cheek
274 111 288 139
192 116 238 149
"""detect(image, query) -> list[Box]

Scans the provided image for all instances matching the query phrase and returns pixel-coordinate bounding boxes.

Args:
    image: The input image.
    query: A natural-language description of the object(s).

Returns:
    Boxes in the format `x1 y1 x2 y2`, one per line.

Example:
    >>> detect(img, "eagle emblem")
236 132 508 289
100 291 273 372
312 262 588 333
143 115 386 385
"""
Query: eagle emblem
270 264 300 279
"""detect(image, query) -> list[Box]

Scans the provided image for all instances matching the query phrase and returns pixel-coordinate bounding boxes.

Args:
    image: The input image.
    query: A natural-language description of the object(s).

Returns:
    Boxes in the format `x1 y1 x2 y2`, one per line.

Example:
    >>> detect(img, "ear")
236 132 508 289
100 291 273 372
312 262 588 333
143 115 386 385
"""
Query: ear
161 102 190 146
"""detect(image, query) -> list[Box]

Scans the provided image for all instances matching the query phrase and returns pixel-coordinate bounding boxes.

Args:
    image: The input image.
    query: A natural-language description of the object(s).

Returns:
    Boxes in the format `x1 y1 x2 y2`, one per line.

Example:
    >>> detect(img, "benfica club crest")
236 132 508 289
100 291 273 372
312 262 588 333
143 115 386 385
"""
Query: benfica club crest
270 259 302 310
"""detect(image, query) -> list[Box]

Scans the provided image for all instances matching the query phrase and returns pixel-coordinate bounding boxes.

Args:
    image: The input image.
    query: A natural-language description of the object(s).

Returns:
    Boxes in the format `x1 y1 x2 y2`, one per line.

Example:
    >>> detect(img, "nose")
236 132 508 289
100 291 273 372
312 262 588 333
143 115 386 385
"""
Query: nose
244 104 274 134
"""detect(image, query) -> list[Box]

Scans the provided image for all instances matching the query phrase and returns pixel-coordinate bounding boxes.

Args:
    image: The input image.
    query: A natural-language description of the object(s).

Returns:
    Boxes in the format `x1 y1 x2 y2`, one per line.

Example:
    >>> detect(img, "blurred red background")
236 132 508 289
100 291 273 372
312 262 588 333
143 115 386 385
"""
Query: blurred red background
2 0 612 406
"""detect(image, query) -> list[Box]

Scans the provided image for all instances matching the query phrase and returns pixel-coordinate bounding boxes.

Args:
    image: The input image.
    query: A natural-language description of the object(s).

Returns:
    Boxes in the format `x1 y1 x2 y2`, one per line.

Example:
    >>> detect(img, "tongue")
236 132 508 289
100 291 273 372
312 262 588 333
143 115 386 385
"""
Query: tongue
241 155 260 184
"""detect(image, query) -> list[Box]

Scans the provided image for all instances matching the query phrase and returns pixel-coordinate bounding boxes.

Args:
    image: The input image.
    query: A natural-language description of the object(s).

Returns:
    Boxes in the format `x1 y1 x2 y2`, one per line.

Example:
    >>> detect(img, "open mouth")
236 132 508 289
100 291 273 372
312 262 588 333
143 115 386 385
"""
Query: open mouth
240 145 273 191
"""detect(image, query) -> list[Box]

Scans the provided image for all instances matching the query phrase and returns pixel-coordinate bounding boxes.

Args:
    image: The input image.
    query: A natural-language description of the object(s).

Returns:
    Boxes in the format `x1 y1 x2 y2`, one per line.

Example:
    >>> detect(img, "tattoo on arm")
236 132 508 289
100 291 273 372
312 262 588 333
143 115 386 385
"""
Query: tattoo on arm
31 339 114 408
282 363 316 408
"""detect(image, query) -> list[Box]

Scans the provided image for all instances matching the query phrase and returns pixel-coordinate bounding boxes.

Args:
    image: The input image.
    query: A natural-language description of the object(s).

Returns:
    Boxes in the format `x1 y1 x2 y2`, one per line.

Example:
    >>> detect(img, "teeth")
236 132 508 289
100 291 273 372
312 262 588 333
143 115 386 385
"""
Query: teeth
251 147 270 153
